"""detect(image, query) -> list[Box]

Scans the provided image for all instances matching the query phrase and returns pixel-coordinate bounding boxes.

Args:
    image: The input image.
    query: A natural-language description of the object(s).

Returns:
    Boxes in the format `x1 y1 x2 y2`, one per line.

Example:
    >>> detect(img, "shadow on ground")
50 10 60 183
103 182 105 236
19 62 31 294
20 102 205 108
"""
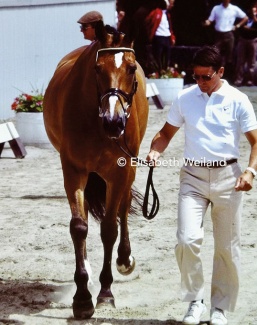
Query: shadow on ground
0 279 211 325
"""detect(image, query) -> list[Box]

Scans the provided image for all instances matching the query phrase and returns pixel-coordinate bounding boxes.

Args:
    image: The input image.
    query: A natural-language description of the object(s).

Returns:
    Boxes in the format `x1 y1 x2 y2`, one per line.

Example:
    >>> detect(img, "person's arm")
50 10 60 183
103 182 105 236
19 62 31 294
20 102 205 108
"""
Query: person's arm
203 19 213 26
235 129 257 191
146 122 180 164
235 16 249 29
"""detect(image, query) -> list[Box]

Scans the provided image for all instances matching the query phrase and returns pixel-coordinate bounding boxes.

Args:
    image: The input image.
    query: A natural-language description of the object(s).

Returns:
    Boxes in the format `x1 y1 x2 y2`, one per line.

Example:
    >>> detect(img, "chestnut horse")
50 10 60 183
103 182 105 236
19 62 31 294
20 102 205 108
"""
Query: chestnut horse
43 25 149 319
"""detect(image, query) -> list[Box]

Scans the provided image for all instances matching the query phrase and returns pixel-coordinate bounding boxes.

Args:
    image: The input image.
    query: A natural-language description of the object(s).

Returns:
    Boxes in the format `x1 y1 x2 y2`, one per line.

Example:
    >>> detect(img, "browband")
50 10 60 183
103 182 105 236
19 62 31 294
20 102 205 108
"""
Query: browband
96 48 135 61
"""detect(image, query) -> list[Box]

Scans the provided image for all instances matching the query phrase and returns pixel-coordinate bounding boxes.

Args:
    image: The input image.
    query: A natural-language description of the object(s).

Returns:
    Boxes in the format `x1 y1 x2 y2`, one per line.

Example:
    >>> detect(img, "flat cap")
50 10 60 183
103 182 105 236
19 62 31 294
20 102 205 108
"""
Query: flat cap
77 11 103 24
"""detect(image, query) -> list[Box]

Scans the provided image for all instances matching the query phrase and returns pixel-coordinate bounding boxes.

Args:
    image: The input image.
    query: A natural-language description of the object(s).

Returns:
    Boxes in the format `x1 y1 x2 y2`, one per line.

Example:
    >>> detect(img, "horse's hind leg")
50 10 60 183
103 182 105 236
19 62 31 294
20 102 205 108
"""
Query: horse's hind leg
62 163 94 319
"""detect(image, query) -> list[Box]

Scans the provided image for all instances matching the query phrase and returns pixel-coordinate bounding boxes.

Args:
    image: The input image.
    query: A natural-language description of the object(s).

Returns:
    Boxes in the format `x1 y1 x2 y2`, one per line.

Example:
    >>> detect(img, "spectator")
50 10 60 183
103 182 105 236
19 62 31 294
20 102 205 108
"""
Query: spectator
77 11 104 42
145 0 175 74
234 2 257 86
204 0 248 82
116 0 167 74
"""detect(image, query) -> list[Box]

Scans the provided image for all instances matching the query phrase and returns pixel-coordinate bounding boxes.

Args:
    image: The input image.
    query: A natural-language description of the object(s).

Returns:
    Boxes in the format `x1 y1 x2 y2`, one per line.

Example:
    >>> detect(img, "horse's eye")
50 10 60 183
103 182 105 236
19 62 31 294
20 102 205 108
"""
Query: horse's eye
128 64 137 75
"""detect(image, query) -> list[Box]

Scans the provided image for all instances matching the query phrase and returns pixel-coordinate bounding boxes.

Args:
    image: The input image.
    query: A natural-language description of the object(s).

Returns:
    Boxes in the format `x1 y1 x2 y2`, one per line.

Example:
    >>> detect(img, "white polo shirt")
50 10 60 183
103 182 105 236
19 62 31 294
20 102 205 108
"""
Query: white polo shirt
167 80 257 161
208 4 246 32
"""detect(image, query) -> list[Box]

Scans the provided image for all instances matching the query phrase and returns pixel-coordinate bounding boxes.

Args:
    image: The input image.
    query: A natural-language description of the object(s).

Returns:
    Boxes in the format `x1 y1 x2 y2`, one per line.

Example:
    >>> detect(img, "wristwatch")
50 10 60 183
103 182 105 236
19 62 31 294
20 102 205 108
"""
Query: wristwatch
245 167 256 177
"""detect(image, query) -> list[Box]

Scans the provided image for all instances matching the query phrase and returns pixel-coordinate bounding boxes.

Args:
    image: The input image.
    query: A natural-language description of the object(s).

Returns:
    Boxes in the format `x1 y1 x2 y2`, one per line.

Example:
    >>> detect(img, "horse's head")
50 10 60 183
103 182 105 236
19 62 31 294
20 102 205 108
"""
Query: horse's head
95 25 138 139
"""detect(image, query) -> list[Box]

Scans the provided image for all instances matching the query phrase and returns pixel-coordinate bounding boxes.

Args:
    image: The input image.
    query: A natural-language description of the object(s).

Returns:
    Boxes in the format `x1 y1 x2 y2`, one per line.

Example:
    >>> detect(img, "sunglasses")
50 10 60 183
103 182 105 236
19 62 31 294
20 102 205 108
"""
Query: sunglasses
80 25 92 31
192 71 217 81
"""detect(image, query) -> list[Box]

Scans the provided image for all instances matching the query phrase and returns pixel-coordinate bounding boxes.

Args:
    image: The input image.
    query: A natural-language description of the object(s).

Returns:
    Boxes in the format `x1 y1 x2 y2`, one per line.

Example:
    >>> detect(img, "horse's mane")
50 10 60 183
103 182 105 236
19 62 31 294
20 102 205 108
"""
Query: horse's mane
96 24 132 48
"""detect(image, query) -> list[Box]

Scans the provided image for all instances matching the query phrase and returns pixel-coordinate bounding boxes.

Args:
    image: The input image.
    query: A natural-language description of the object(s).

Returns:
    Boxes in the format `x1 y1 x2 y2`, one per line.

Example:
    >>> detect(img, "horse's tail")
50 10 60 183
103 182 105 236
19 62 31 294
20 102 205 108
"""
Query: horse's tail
84 172 106 222
130 186 144 216
84 172 144 222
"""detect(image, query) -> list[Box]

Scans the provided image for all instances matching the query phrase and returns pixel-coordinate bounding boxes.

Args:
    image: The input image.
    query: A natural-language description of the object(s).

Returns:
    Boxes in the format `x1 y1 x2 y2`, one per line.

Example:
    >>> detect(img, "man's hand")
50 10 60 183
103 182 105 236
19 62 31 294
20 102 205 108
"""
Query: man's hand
146 150 161 167
235 171 254 191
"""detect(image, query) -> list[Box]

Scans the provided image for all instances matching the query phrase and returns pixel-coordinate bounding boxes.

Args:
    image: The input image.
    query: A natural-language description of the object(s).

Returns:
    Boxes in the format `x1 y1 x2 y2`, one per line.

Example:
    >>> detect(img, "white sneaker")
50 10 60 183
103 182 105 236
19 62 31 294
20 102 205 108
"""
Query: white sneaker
210 308 228 325
183 300 207 324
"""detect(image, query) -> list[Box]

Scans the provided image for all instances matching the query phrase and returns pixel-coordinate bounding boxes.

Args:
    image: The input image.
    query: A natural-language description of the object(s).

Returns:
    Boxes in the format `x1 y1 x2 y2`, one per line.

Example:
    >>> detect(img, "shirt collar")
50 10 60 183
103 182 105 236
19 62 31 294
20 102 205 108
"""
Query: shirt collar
196 79 228 97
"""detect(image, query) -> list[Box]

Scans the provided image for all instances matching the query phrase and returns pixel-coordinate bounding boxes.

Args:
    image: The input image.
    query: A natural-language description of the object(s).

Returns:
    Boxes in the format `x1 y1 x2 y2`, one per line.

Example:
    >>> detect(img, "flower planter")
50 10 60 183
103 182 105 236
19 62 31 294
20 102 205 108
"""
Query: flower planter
15 112 51 147
147 78 184 105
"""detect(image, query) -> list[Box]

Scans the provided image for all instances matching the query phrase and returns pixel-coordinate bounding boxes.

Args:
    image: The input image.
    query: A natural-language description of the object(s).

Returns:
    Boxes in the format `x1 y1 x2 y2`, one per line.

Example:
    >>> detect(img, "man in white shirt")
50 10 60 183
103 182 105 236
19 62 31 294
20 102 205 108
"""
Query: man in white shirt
204 0 248 81
146 45 257 325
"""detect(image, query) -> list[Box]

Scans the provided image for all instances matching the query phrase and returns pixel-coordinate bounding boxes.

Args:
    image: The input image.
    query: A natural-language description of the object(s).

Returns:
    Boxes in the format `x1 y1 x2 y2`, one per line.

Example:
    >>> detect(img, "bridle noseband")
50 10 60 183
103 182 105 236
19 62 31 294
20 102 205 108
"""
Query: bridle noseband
99 81 138 118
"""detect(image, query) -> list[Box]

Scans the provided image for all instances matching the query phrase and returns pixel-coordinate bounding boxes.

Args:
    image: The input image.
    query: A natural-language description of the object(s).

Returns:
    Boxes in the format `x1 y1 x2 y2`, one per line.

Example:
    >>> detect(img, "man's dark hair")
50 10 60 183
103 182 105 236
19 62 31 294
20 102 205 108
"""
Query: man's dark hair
192 45 223 71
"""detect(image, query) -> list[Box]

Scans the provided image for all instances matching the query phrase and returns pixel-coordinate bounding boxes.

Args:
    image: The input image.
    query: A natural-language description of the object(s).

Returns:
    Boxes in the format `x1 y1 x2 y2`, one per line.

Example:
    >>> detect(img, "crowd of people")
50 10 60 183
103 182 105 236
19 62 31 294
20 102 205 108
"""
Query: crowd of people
115 0 257 86
76 1 257 86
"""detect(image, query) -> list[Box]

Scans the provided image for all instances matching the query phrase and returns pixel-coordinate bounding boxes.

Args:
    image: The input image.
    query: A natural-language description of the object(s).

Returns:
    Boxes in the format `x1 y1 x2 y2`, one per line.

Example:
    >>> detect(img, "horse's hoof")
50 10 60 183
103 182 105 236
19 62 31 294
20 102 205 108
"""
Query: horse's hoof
73 299 95 319
116 255 135 275
96 296 116 309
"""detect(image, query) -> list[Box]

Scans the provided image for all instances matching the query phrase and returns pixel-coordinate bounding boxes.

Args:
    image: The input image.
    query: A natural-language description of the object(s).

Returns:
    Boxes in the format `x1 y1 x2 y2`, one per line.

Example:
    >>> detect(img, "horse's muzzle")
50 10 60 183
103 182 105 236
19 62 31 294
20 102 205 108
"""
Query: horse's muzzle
102 115 125 139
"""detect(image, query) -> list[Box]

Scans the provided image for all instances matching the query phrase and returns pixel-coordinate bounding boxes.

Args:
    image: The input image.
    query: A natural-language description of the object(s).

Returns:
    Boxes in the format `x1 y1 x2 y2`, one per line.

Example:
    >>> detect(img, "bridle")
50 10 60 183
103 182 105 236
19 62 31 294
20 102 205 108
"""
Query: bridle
96 47 159 220
96 48 138 118
99 81 138 118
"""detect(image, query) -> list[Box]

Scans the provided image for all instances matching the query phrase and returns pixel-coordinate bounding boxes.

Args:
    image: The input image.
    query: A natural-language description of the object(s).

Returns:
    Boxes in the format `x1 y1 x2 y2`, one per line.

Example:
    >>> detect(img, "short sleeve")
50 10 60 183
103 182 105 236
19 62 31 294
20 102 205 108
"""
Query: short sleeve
238 95 257 133
166 98 184 127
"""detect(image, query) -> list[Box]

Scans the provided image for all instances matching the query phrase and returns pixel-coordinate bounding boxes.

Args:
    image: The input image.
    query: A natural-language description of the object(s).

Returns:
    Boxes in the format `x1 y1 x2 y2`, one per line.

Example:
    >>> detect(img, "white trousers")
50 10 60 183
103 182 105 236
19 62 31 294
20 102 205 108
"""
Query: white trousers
175 162 243 312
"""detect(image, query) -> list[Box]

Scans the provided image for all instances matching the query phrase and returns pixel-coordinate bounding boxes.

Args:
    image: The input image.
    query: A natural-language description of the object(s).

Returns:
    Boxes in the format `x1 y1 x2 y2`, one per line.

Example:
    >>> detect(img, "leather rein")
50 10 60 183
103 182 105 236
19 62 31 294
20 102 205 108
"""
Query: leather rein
115 137 160 220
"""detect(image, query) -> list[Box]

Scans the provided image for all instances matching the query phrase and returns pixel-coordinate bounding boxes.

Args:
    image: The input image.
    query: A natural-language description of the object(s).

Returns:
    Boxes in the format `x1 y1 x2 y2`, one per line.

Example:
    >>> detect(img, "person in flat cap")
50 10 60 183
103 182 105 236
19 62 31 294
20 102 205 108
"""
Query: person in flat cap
77 10 104 42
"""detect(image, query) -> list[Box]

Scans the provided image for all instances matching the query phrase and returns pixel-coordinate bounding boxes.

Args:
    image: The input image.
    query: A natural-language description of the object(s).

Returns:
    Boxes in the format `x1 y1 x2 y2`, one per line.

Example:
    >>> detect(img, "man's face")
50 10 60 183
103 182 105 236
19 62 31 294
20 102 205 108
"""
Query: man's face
80 24 96 41
192 66 223 95
222 0 231 7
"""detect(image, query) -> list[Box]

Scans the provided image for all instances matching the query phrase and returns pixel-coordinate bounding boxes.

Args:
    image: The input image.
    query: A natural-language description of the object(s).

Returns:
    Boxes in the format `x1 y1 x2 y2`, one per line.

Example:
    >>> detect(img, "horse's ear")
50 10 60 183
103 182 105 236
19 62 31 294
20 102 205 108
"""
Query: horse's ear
98 25 129 48
121 38 134 49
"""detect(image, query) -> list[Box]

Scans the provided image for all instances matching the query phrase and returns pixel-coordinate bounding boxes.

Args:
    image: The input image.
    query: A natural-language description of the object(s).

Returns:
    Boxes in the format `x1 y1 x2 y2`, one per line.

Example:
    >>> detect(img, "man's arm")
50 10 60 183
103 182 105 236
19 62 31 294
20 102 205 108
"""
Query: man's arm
146 122 180 164
235 129 257 191
234 16 249 30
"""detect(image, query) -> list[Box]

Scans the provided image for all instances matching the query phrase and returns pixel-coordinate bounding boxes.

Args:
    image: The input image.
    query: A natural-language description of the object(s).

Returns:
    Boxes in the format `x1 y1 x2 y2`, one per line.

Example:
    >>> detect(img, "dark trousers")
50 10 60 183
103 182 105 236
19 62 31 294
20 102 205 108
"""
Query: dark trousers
214 31 235 65
152 35 172 71
214 31 235 82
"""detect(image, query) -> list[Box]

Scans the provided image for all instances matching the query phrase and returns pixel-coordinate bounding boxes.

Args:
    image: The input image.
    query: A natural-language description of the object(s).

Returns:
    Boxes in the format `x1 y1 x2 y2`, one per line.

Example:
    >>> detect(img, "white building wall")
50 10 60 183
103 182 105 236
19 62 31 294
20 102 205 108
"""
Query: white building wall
0 0 116 120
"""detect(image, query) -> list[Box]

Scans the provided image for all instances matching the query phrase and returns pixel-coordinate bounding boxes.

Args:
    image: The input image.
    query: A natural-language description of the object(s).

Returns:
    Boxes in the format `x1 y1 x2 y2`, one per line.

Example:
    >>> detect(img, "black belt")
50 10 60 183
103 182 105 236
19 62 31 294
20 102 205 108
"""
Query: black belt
184 158 237 168
215 31 233 34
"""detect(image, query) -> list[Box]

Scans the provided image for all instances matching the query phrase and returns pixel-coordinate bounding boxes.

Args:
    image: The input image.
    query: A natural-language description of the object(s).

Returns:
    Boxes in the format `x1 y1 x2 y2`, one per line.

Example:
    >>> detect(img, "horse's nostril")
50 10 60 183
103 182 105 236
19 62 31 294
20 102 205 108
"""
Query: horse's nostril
102 115 125 138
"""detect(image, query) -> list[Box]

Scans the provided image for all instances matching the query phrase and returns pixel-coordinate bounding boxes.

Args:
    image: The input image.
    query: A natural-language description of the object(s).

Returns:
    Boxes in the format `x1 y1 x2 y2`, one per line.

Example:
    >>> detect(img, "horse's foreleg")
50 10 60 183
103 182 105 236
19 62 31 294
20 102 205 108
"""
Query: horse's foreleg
62 163 94 319
96 187 119 308
116 190 135 275
70 212 94 319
